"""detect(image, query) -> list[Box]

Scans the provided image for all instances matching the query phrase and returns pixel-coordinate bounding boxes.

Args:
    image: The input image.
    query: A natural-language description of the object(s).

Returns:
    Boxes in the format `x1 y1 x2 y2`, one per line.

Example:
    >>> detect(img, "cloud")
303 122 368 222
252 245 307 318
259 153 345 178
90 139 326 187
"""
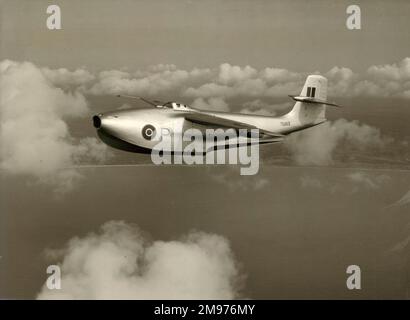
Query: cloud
240 100 292 116
285 119 391 166
367 57 410 82
88 65 212 97
41 67 95 90
191 97 229 112
2 57 408 192
0 60 110 193
29 57 410 118
75 57 410 115
299 172 391 195
209 166 269 191
183 63 302 100
37 221 243 300
31 57 410 110
326 66 357 97
365 58 410 98
185 58 410 101
326 58 410 98
300 175 322 189
347 172 391 191
261 67 302 84
218 63 258 85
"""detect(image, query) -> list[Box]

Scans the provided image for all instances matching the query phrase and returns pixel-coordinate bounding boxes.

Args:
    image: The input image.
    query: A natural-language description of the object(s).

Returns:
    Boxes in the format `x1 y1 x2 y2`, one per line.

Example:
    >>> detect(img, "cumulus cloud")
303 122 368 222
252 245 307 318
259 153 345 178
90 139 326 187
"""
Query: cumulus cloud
366 58 410 98
240 100 292 116
88 65 212 97
208 166 269 192
326 66 357 97
2 57 408 192
0 60 110 193
183 63 302 100
218 63 258 85
32 57 410 118
32 57 410 110
367 57 410 82
58 57 410 117
346 172 391 192
41 67 95 90
37 221 243 300
299 172 391 195
326 58 410 98
191 97 229 112
300 175 323 189
261 67 302 84
285 119 391 166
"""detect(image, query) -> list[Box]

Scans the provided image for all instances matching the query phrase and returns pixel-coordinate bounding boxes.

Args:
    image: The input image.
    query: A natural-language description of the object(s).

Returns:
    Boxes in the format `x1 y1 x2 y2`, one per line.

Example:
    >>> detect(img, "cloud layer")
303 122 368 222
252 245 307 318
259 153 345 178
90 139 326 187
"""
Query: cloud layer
37 221 242 300
0 60 110 193
39 59 406 169
285 119 391 166
2 57 407 193
299 171 392 197
40 57 410 116
41 57 410 103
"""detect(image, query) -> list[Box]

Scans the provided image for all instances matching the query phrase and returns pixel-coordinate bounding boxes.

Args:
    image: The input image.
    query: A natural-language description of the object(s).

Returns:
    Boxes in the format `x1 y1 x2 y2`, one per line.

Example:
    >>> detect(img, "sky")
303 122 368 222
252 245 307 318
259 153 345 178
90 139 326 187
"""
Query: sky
1 0 410 299
1 0 410 71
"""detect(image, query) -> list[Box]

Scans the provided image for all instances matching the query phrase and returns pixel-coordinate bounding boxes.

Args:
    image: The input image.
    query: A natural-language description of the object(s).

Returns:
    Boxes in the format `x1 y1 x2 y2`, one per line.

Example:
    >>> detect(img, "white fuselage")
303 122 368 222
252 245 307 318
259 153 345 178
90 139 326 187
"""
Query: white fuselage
93 74 330 153
93 103 324 153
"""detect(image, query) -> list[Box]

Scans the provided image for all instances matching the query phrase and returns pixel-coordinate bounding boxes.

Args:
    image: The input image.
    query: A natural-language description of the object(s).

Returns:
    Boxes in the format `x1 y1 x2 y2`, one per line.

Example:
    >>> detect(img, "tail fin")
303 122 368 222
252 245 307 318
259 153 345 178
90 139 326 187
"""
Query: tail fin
301 74 327 101
286 75 328 125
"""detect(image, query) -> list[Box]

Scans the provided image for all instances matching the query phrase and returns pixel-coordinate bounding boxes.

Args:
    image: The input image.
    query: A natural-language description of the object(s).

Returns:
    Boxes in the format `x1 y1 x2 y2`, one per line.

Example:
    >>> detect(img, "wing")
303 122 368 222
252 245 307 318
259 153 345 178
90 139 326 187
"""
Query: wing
182 111 285 138
206 138 283 152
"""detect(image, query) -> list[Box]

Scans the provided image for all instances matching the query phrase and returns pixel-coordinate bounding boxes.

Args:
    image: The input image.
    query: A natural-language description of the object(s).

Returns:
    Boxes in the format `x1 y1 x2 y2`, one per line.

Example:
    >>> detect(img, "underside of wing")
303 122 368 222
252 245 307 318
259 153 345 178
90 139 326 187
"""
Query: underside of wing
204 136 283 152
183 111 285 138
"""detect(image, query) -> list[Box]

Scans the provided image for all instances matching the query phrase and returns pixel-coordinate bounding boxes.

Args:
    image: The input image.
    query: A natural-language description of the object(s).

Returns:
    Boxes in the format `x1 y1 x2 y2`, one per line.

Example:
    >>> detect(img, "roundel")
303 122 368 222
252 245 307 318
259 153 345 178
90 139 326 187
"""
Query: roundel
142 124 156 140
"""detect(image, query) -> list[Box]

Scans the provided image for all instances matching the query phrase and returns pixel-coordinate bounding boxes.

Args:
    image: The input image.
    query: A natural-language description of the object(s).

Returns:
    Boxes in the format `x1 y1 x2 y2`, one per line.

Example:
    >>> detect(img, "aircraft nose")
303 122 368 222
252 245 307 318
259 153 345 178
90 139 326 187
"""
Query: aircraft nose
92 113 122 134
93 115 102 128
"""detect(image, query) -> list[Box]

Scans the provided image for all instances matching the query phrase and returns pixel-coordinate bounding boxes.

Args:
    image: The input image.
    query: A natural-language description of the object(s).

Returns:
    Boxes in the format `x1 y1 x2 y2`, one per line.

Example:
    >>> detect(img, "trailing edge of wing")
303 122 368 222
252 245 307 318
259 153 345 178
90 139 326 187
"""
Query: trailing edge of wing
205 137 283 152
183 112 285 138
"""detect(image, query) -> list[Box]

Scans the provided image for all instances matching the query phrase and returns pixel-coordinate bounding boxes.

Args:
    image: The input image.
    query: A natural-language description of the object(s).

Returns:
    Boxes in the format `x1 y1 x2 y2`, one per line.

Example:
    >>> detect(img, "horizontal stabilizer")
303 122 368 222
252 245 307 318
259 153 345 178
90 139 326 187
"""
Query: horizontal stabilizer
288 95 341 107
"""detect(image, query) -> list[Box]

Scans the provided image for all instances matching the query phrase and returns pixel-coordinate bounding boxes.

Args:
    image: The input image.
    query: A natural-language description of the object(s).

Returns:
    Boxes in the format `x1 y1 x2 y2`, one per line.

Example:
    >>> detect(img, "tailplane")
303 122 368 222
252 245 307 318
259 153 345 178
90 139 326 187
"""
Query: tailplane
286 75 334 125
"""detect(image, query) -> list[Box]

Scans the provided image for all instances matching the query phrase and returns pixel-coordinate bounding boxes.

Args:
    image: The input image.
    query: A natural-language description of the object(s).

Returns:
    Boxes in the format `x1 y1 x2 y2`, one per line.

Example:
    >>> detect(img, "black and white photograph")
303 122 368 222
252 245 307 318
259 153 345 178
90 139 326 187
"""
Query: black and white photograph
1 0 410 306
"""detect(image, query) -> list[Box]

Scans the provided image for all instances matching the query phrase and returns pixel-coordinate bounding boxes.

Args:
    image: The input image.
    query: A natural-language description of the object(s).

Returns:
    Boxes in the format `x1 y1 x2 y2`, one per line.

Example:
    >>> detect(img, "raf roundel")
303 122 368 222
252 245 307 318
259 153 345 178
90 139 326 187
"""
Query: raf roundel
142 124 156 140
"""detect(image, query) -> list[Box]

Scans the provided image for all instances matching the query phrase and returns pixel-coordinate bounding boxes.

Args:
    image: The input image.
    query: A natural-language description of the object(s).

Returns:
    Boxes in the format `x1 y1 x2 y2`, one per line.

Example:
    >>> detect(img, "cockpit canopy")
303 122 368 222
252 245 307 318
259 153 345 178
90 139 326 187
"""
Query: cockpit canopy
160 101 192 110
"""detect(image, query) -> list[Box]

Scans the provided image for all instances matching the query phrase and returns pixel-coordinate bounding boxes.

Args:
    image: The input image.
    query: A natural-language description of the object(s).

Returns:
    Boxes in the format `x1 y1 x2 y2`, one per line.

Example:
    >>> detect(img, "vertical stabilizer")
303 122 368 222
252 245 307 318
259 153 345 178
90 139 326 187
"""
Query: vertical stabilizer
286 75 328 125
